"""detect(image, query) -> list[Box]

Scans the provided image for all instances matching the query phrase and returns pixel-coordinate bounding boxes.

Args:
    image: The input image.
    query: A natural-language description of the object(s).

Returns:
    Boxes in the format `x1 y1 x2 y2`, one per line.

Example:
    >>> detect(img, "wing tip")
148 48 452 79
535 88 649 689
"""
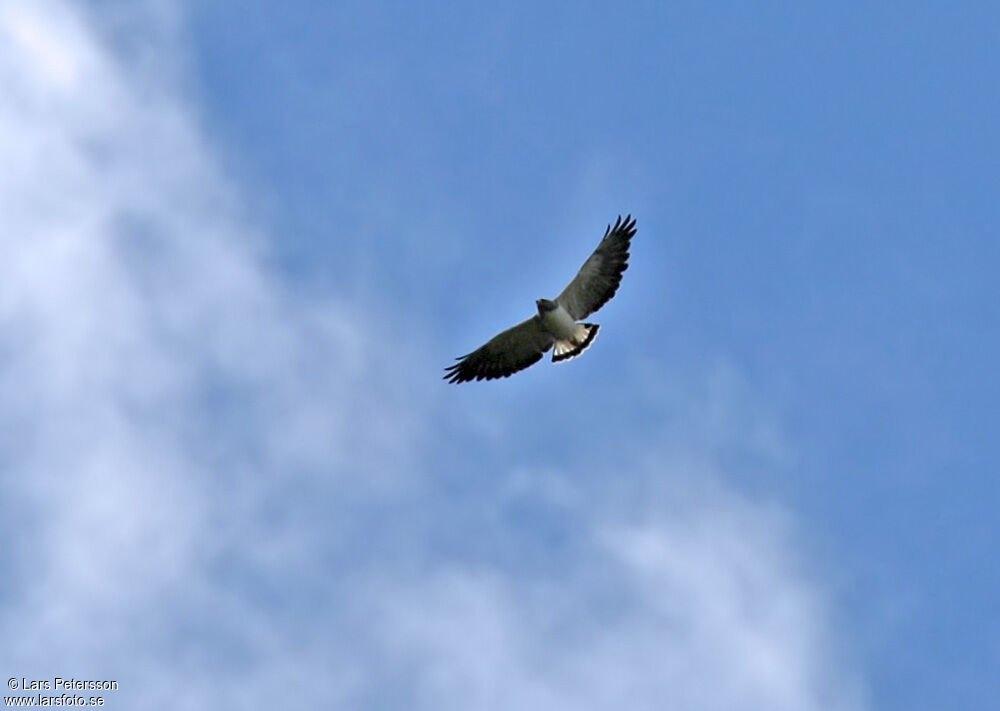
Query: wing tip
443 350 544 384
441 357 511 384
603 214 637 240
443 358 469 383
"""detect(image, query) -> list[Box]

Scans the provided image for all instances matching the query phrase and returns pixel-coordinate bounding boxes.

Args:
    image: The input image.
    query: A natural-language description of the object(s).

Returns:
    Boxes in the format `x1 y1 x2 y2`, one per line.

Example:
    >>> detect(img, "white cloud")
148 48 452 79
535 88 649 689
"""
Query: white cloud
0 0 415 672
368 477 864 711
0 2 867 709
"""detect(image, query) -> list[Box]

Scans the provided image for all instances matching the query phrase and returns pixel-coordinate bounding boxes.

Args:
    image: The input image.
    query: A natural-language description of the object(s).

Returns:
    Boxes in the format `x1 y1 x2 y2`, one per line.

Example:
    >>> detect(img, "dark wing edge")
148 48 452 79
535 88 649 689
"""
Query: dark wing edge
443 316 555 384
555 215 637 320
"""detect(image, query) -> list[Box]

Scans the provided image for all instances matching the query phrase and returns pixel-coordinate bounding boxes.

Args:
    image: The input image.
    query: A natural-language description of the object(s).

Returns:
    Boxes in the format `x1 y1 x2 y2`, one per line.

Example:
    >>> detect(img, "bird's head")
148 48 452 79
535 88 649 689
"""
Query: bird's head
536 298 557 314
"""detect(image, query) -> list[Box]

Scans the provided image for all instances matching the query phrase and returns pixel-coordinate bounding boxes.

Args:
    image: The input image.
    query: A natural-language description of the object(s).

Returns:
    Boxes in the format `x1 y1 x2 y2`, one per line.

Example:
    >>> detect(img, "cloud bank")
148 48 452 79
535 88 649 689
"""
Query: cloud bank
0 2 866 709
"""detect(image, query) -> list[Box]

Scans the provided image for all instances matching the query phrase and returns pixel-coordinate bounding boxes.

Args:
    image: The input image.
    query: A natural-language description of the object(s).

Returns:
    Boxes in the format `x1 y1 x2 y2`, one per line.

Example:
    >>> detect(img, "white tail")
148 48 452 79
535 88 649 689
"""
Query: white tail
552 323 599 363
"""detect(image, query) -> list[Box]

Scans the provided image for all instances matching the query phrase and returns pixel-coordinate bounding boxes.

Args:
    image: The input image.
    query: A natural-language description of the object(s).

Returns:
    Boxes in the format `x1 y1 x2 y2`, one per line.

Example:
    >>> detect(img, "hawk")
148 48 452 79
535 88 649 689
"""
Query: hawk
444 215 637 383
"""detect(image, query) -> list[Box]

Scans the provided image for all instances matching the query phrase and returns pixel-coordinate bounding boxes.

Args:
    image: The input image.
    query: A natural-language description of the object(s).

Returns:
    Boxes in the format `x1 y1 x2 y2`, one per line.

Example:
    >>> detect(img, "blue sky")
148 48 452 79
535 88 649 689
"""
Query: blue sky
2 1 997 709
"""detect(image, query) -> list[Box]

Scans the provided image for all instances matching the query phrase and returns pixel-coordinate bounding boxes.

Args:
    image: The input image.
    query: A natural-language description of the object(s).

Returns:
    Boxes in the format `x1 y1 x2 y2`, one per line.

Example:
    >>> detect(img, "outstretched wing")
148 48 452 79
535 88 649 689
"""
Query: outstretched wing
444 316 555 383
556 215 636 320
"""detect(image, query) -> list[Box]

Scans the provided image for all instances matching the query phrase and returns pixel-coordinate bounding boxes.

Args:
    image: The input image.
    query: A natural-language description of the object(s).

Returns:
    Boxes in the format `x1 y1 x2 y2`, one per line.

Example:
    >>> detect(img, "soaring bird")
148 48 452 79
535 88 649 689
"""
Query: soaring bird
444 215 637 384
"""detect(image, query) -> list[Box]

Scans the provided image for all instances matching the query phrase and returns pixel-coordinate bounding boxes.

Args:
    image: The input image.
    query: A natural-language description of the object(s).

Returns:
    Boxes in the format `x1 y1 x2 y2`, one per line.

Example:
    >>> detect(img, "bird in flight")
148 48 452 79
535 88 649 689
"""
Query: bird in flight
444 215 637 384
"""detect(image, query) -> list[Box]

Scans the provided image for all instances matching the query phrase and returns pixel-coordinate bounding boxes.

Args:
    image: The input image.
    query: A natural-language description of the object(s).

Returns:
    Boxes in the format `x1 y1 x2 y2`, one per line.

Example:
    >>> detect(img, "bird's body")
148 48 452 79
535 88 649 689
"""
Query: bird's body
444 215 637 384
536 298 601 363
536 299 577 339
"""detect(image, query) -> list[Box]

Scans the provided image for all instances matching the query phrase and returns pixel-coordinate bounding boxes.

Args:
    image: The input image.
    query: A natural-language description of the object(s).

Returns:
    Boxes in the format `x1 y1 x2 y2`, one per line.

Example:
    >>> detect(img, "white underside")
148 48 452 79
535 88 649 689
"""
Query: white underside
540 304 579 339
